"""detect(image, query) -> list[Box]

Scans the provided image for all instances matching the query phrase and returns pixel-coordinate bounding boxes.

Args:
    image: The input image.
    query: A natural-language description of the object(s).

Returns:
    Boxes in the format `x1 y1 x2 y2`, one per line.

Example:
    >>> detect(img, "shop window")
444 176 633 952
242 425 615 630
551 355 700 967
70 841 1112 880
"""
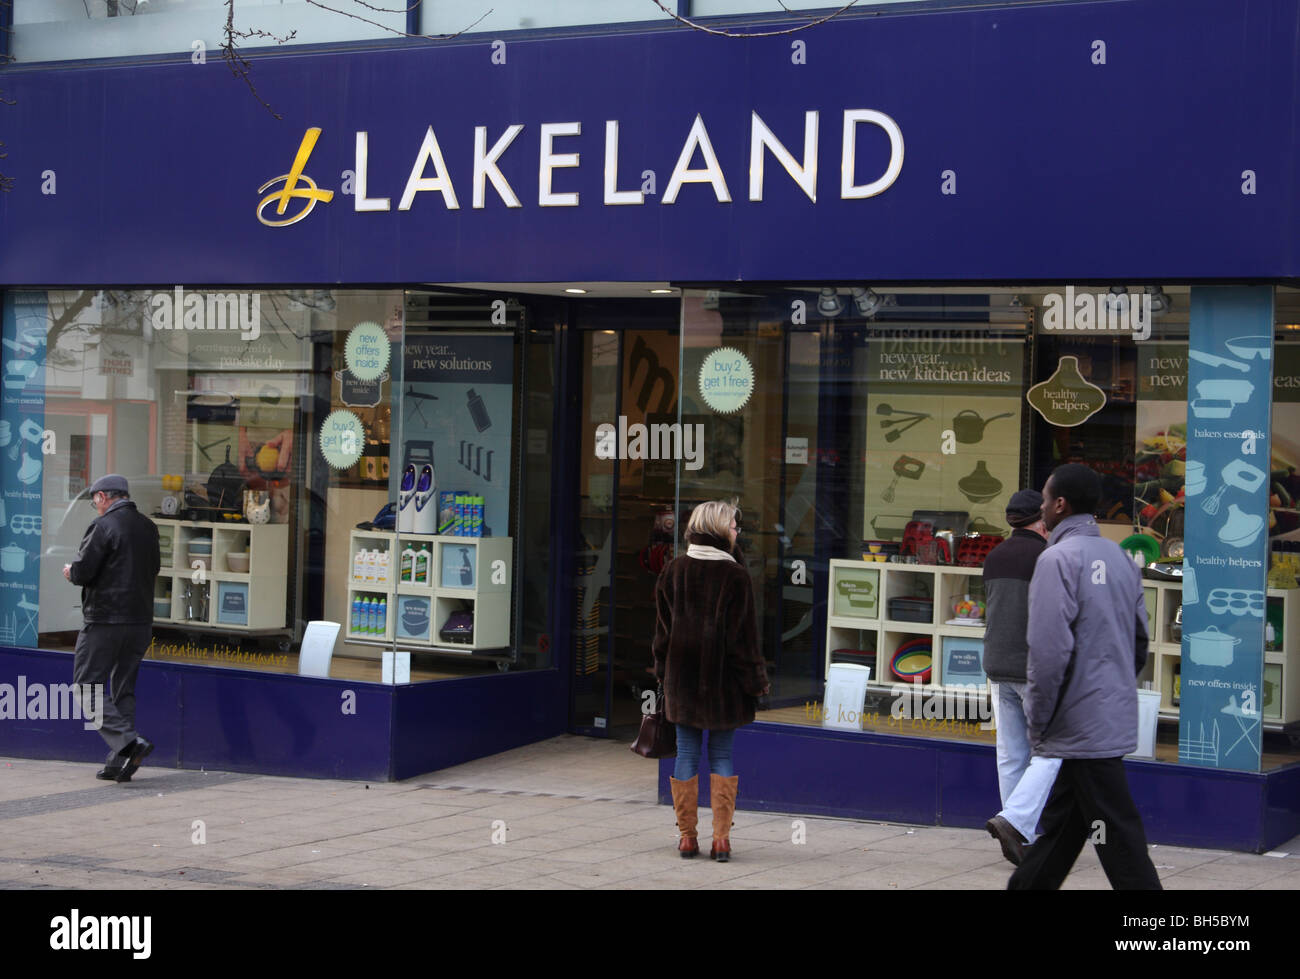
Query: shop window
0 287 551 682
668 285 1300 770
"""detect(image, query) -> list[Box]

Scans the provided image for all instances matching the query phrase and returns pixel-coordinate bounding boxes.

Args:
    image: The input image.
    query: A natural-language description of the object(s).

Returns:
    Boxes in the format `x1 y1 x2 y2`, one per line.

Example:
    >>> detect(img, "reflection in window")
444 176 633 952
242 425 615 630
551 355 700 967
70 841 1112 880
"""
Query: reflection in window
13 0 405 64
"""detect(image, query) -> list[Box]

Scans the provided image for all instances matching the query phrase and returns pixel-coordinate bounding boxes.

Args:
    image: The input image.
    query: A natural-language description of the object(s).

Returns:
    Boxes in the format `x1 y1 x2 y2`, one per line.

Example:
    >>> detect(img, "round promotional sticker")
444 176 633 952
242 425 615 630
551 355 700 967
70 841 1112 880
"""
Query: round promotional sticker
698 347 754 414
344 321 390 381
319 410 366 470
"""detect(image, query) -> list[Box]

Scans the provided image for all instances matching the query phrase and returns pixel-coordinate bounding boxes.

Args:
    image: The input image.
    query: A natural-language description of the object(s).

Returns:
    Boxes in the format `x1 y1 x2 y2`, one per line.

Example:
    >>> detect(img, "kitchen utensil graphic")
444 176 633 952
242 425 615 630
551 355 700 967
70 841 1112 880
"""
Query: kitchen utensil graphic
1188 350 1250 374
1184 460 1207 496
0 498 6 528
1222 459 1266 493
1225 335 1271 361
1206 588 1265 617
7 418 42 462
1190 399 1235 419
1201 483 1228 515
1218 504 1263 547
10 513 41 535
1182 564 1199 604
1195 379 1254 404
16 449 41 485
884 415 929 443
882 456 925 502
1187 625 1239 666
876 404 930 419
3 360 38 391
957 461 1003 503
951 410 1014 444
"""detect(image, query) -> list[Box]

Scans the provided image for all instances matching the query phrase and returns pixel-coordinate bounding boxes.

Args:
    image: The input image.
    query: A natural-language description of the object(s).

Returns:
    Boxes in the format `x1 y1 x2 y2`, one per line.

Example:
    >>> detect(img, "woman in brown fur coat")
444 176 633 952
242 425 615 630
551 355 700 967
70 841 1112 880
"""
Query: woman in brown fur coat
652 499 769 861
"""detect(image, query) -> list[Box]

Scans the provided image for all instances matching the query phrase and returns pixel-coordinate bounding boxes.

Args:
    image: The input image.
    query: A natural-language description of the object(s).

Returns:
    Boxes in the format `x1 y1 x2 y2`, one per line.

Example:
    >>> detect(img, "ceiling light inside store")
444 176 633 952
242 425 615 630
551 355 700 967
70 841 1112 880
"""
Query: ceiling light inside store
1106 286 1130 315
818 287 845 317
1145 285 1171 316
850 287 882 318
1008 295 1024 307
649 289 674 295
564 288 588 295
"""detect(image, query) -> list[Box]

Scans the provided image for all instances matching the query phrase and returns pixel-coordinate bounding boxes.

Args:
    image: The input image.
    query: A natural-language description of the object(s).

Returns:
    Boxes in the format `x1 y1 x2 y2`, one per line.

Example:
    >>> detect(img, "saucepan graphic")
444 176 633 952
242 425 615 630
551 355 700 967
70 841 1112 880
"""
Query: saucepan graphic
1 545 25 574
951 410 1014 444
1187 625 1239 667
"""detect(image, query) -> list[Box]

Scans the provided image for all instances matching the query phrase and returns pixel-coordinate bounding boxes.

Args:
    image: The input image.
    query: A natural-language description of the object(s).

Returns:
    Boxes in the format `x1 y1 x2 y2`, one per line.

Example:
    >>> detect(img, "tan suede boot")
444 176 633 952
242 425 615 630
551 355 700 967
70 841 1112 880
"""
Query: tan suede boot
710 774 739 862
669 775 699 858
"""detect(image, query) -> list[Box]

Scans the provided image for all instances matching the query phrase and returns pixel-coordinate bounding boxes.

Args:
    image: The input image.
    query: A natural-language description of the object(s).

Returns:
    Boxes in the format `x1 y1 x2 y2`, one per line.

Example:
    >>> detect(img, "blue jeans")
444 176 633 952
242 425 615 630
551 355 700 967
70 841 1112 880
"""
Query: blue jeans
673 725 736 780
993 681 1062 843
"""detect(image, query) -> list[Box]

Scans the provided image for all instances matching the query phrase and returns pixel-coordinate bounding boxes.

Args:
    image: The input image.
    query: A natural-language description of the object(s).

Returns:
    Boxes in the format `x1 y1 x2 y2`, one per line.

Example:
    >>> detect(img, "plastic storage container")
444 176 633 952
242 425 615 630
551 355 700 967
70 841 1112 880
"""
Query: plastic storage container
888 597 933 622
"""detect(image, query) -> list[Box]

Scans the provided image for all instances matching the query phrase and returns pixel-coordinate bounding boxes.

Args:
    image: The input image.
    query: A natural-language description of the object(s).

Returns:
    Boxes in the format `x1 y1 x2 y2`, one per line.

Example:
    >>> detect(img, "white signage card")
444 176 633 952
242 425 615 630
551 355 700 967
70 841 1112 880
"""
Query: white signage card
785 437 808 465
822 663 871 731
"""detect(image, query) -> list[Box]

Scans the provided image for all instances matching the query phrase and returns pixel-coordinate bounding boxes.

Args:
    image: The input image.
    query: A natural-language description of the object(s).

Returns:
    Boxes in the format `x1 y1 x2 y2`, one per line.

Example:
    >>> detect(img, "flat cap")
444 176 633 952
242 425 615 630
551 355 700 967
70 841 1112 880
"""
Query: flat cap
88 474 130 496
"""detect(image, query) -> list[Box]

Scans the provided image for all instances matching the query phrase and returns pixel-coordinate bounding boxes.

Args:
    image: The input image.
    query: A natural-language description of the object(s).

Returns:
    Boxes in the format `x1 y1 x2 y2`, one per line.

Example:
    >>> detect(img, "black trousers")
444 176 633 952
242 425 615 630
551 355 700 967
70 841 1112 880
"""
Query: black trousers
1008 757 1162 890
72 622 153 761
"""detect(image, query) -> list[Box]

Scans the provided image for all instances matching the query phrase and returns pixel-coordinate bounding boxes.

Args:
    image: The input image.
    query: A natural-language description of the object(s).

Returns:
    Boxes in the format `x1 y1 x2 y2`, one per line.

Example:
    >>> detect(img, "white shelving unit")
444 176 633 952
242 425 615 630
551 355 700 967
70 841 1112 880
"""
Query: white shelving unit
1144 578 1300 729
825 560 1300 731
347 530 513 652
154 520 289 632
825 560 990 693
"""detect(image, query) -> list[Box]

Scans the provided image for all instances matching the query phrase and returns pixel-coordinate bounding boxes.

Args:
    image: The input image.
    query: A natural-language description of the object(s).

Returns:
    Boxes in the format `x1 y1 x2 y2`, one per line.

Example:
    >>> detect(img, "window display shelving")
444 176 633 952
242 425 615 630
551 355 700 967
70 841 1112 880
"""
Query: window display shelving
347 530 512 651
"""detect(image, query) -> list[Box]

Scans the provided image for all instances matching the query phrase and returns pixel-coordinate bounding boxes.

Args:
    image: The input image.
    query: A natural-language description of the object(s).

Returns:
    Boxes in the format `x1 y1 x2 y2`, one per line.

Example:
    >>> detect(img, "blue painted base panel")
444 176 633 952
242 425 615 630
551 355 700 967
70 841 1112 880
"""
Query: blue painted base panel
0 646 564 781
658 723 1300 854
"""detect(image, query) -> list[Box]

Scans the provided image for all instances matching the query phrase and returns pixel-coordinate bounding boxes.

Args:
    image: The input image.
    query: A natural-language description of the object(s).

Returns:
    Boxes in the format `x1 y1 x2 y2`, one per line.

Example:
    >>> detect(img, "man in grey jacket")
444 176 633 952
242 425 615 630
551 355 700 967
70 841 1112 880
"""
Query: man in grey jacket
1008 463 1161 890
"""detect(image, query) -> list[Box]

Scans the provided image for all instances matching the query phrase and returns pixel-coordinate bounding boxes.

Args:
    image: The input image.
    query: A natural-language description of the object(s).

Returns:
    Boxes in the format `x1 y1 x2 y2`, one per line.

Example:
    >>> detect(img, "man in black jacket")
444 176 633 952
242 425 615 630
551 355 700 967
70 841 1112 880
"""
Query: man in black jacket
63 475 161 782
982 489 1058 865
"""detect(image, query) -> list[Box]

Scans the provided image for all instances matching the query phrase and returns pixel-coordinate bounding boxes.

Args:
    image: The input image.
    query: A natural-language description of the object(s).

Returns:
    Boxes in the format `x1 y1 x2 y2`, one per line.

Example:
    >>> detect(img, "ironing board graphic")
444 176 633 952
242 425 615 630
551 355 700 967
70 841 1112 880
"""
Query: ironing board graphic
1221 694 1261 760
1178 719 1220 766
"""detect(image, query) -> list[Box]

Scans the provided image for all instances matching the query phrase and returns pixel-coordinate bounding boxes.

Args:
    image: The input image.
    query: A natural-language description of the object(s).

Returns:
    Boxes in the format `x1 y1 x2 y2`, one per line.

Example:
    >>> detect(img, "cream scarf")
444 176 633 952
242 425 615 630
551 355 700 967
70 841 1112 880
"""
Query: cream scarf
687 544 736 563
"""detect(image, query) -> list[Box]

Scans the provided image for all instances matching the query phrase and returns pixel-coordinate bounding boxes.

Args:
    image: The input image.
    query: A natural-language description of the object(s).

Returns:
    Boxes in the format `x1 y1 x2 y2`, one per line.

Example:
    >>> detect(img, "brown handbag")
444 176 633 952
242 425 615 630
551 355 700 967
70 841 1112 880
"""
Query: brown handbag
630 685 676 758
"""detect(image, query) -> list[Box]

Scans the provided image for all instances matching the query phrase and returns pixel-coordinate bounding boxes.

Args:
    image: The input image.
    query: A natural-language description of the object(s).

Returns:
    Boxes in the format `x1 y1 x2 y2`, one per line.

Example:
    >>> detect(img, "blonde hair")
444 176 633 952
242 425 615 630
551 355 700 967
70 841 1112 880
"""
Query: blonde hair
686 499 740 540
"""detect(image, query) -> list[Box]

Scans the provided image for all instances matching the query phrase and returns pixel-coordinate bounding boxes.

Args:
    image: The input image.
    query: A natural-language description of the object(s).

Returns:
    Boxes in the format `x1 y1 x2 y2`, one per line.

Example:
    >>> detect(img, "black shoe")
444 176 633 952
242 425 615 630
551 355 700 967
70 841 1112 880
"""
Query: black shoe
986 815 1027 866
96 764 126 781
116 737 154 782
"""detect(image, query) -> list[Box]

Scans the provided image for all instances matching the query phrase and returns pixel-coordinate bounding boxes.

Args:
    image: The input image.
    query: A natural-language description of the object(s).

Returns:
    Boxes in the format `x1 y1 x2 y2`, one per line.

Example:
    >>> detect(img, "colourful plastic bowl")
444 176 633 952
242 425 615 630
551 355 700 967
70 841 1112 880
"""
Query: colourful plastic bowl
891 638 933 682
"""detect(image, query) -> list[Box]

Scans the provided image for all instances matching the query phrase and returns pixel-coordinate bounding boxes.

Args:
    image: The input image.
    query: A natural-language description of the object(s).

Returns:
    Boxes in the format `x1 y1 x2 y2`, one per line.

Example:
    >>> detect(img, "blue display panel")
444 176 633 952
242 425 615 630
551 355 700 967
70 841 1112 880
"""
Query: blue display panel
1179 287 1274 772
0 293 48 647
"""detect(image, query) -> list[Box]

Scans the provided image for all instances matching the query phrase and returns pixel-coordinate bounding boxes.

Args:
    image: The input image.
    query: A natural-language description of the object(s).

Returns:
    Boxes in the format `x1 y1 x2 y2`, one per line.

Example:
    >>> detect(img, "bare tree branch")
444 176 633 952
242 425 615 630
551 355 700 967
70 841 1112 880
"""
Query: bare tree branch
645 0 865 37
301 0 492 40
220 1 494 119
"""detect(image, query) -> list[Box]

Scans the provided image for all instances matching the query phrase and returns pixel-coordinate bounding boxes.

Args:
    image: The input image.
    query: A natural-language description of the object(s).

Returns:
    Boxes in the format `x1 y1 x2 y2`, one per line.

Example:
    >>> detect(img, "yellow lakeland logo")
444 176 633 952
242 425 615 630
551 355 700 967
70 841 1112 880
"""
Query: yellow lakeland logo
257 128 335 227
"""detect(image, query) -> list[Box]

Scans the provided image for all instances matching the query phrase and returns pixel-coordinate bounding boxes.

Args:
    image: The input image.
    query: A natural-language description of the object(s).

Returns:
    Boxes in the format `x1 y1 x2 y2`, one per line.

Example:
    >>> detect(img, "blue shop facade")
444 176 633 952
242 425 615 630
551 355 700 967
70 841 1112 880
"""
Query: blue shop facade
2 0 1299 850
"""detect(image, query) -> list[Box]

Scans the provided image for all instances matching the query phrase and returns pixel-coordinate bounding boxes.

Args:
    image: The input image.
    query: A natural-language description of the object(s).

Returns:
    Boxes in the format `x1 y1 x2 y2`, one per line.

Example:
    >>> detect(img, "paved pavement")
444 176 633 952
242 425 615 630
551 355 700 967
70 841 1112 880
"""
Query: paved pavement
2 735 1299 890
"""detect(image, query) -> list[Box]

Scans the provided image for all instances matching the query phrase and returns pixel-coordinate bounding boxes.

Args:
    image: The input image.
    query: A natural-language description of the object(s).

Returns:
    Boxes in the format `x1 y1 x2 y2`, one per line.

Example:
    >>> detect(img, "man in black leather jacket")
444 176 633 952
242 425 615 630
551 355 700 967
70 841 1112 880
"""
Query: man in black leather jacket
63 475 161 782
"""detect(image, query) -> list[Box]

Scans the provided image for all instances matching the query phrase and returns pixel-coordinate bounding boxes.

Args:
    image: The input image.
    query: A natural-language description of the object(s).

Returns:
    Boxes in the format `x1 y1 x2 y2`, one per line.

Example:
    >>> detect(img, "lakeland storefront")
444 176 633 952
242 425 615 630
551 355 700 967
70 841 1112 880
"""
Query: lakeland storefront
2 0 1299 851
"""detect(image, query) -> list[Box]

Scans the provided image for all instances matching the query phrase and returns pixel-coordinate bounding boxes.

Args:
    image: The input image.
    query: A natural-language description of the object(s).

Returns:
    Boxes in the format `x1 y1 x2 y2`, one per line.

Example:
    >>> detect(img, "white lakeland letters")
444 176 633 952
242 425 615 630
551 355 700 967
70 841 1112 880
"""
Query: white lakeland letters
349 109 904 212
